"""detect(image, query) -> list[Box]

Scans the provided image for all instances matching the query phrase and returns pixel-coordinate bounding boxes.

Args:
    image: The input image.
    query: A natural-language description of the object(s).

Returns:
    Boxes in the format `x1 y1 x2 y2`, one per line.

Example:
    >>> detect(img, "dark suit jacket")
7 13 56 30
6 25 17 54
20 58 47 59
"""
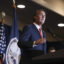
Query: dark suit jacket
18 24 47 64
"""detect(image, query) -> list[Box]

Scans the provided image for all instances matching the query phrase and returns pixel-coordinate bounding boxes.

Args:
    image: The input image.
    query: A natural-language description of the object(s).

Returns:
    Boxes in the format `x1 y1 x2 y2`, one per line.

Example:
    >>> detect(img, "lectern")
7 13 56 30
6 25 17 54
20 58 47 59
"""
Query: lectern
32 49 64 64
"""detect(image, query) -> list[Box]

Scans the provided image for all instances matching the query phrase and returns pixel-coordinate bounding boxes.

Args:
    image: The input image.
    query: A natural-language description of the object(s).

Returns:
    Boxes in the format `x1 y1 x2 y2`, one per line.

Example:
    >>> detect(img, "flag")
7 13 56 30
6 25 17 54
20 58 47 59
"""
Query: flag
0 23 6 54
6 6 21 64
0 22 6 64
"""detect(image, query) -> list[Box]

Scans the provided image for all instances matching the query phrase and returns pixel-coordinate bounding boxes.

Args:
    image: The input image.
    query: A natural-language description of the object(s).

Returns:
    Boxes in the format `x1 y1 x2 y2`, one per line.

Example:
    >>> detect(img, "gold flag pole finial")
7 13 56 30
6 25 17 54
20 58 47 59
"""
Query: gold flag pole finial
1 12 5 24
13 0 16 8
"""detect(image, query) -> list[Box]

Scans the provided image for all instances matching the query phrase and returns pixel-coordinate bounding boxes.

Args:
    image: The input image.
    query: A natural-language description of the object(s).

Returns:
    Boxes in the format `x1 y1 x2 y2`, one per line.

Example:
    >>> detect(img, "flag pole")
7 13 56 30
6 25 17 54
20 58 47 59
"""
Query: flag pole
13 0 16 8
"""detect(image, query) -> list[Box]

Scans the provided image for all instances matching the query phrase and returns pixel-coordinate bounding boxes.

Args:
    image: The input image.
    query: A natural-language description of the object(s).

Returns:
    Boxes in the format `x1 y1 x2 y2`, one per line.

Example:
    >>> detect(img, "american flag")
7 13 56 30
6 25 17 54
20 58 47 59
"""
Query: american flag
0 23 6 54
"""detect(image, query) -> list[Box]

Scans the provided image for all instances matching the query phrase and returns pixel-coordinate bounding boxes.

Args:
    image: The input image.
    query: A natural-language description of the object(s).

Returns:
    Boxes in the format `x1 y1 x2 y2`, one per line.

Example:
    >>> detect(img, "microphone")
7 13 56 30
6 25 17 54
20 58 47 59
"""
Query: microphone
47 28 56 37
44 25 56 37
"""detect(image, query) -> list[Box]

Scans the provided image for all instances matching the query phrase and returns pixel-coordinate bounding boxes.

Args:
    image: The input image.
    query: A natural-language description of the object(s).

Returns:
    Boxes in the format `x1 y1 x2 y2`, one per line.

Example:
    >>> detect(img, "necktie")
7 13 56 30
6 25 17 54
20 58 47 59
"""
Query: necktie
39 27 43 38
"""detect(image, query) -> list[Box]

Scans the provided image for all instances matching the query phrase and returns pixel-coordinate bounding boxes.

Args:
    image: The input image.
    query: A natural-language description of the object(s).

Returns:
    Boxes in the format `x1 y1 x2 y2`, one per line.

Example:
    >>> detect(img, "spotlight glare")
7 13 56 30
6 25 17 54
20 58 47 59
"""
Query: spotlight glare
17 4 25 8
58 23 64 27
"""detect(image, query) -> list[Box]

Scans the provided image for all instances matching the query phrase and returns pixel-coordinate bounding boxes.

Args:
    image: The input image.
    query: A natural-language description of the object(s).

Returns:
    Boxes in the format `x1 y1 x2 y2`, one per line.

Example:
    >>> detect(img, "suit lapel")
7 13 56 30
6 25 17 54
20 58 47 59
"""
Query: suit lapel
32 24 41 38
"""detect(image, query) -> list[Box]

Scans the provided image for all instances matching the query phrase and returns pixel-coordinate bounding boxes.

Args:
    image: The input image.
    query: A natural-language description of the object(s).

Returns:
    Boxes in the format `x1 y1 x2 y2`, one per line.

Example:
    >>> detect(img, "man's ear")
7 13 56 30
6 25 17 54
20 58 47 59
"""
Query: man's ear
34 16 37 19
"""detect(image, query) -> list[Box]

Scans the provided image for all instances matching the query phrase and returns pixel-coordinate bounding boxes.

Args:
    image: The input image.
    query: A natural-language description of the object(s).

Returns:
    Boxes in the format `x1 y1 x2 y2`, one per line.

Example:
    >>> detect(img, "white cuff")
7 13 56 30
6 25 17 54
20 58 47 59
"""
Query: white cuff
33 41 37 47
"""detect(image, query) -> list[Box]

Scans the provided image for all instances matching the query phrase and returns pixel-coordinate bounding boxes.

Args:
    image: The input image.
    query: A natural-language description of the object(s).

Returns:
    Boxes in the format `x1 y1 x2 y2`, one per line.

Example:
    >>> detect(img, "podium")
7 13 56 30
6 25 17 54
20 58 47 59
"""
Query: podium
32 49 64 64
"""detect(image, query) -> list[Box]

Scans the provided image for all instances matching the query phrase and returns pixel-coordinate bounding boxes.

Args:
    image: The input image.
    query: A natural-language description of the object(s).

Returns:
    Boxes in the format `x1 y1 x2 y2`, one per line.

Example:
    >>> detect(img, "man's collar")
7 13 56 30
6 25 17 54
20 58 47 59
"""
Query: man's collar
33 22 42 30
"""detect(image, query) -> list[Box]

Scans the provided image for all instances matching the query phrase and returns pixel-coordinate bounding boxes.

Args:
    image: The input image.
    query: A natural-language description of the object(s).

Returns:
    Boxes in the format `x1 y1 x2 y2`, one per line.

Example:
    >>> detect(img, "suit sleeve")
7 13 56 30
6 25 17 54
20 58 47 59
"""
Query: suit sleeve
18 26 33 49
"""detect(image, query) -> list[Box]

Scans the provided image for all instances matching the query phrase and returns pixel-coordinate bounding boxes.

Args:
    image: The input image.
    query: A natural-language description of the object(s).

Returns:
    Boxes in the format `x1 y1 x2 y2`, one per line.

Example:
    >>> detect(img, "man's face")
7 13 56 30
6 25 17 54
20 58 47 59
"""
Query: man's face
34 10 46 25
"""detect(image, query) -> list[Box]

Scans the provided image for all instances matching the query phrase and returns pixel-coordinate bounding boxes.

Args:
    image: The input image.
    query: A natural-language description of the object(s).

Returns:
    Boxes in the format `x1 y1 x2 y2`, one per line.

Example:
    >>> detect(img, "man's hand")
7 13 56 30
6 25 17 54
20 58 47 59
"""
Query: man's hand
35 38 46 45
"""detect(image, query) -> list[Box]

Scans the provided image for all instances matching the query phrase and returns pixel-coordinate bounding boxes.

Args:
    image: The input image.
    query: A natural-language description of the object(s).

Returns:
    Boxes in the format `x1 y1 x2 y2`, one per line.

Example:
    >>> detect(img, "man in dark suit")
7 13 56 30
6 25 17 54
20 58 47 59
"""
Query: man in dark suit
18 9 47 64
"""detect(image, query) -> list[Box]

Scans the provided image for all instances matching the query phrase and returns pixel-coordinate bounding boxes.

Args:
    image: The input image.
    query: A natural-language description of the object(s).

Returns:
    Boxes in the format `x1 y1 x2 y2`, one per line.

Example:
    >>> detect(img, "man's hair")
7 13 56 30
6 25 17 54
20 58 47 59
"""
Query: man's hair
34 9 45 16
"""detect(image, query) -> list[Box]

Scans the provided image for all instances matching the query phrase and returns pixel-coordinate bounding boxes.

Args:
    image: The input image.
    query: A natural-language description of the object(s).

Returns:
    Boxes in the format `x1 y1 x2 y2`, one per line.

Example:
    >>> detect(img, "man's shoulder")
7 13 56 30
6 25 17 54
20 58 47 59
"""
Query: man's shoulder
22 24 34 32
